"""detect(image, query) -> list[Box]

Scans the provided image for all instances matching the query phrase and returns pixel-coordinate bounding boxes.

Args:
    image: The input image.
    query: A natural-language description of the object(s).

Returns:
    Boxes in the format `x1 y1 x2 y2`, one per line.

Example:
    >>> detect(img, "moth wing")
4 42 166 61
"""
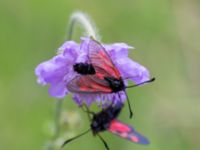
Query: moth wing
88 38 121 80
108 119 149 145
67 75 112 94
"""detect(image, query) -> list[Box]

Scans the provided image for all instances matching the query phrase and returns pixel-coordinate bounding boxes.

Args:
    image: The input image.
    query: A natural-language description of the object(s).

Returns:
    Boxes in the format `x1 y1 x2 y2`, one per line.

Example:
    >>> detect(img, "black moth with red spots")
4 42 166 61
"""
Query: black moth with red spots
90 102 122 135
62 103 149 150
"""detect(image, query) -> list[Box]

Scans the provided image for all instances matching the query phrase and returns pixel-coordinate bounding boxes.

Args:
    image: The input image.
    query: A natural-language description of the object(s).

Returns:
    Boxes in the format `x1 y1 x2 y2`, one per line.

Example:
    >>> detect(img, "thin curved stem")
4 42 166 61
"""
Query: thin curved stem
67 11 99 40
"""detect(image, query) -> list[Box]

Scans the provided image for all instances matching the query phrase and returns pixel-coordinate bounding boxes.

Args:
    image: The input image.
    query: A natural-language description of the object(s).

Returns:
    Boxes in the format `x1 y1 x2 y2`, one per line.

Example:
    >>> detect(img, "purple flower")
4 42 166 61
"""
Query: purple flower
35 37 150 107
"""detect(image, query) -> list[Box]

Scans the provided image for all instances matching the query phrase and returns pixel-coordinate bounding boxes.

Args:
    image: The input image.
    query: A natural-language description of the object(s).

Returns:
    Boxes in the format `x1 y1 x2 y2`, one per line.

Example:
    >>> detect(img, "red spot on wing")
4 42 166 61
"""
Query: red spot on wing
108 120 131 133
130 135 139 142
107 119 150 145
95 72 105 79
119 132 128 138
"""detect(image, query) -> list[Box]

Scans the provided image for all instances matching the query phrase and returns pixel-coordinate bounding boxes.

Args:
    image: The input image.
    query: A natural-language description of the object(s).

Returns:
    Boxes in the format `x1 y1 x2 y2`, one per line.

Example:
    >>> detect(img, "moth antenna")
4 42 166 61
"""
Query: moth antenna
82 104 95 121
61 129 91 148
124 91 133 118
84 104 95 115
126 77 155 89
97 134 110 150
81 107 92 122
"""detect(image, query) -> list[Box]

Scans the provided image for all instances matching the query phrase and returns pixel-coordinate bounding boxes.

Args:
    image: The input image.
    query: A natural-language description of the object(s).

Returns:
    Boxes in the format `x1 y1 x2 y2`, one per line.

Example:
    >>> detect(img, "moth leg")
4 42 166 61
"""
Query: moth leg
118 92 133 118
123 91 133 118
61 129 91 148
97 134 110 150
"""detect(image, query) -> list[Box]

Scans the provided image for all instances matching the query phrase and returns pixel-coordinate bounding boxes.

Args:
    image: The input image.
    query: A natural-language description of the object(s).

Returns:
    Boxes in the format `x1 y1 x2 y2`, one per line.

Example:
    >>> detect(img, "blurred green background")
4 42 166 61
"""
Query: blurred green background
0 0 200 150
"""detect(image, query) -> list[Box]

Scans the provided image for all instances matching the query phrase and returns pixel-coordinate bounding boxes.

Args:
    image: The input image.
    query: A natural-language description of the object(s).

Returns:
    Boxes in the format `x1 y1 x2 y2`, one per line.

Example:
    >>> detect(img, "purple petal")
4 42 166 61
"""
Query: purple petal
48 82 68 98
35 55 69 98
105 43 134 58
115 57 150 84
104 42 150 84
35 41 80 98
58 41 78 56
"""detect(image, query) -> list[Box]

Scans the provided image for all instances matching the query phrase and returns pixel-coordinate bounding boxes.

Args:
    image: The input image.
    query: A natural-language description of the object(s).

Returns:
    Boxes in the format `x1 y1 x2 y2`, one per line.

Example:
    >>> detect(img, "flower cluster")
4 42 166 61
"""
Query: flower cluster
35 37 150 107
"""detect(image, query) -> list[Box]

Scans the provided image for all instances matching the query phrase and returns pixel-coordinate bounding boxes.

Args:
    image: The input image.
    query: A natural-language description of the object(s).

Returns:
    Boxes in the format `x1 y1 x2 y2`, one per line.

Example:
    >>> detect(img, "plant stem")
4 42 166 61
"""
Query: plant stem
54 100 63 139
48 11 98 150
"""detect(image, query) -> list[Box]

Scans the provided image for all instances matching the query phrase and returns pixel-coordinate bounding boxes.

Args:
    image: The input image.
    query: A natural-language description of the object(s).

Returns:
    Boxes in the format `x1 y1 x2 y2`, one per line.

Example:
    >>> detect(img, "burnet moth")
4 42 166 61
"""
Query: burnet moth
68 37 155 118
62 103 149 150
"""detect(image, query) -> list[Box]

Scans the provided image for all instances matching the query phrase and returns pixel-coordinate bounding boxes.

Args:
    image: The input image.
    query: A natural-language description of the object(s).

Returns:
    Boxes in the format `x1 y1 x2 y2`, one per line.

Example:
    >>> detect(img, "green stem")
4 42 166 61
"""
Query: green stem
54 100 63 139
47 11 99 150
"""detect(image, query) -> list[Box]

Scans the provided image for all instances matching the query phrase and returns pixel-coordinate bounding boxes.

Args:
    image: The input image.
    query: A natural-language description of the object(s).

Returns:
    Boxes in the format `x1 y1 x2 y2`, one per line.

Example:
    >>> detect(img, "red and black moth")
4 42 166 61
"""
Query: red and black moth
68 37 155 118
62 103 149 150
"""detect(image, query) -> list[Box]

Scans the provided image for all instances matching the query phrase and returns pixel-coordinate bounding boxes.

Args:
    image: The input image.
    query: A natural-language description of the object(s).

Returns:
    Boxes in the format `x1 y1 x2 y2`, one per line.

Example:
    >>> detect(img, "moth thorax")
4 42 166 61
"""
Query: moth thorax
90 113 111 134
104 77 125 92
73 63 95 75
